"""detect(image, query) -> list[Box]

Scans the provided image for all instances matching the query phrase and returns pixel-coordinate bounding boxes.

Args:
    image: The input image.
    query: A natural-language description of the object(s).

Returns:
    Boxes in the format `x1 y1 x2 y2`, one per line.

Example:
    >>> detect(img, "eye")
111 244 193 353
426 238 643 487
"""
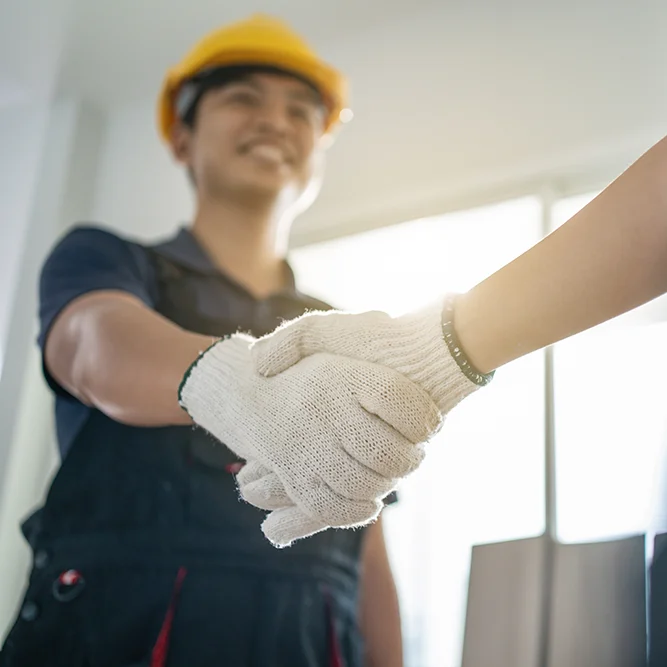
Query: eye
288 103 316 124
228 89 261 107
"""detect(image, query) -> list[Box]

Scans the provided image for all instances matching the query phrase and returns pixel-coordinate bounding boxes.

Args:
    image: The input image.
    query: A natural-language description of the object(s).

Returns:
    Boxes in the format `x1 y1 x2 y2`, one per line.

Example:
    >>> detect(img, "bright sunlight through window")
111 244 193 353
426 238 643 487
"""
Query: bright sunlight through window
552 194 667 544
290 197 545 667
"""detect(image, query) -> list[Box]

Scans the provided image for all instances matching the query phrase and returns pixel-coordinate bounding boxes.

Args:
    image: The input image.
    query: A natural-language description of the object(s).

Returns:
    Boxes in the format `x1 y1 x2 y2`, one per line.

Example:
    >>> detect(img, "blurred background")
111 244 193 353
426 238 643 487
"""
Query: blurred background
1 1 667 665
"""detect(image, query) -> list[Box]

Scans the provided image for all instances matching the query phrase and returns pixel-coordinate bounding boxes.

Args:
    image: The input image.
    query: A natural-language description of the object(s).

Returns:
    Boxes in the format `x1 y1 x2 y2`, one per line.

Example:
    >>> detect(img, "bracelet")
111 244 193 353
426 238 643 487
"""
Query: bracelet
441 295 495 387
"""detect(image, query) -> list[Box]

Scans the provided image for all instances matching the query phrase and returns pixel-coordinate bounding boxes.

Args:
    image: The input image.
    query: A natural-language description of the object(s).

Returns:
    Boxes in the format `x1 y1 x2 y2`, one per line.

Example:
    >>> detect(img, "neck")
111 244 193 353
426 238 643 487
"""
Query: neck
192 194 295 299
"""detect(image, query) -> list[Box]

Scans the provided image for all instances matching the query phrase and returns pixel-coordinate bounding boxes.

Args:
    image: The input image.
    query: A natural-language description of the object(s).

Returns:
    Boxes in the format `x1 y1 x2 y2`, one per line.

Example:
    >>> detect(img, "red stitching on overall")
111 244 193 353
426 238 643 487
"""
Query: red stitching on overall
150 568 345 667
150 567 187 667
325 589 345 667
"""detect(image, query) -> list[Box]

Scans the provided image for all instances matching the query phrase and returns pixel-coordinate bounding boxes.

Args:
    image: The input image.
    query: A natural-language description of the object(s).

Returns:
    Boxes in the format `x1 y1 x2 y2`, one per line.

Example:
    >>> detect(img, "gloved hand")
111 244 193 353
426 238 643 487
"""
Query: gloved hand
239 299 492 536
251 299 491 414
179 334 441 547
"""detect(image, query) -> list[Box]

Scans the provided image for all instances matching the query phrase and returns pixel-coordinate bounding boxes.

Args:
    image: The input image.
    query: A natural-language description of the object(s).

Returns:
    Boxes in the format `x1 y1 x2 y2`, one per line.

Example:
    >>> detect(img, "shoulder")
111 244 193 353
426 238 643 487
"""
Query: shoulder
41 224 156 286
46 224 149 264
38 224 160 333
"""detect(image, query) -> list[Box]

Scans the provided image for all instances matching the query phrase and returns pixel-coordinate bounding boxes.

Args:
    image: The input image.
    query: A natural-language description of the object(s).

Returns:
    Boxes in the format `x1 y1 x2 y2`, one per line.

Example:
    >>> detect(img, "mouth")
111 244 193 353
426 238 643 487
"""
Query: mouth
240 141 294 167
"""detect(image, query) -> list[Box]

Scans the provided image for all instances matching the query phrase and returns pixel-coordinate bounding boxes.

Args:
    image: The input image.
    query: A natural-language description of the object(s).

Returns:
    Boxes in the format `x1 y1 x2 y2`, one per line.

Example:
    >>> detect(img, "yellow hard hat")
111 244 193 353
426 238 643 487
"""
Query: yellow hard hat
158 14 348 143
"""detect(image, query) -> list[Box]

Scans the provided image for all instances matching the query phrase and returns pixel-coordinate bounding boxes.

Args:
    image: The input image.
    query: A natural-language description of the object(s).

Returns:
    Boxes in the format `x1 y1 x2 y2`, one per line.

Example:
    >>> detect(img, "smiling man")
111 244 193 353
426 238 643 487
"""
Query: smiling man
0 15 413 667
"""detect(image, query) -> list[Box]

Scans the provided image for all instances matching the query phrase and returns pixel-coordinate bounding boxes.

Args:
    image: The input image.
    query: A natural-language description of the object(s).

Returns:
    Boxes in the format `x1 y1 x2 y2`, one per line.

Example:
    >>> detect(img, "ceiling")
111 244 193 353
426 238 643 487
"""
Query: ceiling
7 0 665 123
56 0 443 105
4 0 667 237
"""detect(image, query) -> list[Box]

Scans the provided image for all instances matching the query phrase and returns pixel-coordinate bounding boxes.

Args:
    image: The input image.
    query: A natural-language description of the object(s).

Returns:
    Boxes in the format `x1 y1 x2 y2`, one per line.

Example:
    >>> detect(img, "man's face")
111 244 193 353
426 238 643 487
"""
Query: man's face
174 71 327 203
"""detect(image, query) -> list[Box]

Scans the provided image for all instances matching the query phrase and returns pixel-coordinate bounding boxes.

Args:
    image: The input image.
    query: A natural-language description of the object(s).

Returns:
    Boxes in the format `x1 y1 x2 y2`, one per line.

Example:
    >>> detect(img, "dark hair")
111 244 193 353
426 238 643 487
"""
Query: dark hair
176 65 324 130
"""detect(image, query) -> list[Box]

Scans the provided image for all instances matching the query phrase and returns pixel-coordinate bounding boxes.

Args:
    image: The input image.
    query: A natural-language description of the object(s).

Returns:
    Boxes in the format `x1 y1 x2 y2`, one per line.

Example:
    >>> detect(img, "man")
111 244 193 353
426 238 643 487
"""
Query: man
0 14 448 667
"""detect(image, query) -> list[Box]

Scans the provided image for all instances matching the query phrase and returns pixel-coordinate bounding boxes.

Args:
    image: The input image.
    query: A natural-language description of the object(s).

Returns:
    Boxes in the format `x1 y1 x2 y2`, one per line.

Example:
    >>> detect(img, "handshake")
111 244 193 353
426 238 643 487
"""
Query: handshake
180 296 492 547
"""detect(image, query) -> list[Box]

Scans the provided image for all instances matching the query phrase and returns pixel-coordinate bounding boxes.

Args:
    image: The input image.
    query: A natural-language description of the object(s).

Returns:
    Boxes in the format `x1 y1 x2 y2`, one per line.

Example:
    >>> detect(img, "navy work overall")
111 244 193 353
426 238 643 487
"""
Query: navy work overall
0 230 367 667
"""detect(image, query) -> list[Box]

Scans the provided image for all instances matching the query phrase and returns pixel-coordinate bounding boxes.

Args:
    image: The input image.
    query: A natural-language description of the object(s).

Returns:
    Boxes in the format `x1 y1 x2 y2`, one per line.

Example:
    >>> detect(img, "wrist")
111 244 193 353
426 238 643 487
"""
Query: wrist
449 291 503 375
440 294 495 385
178 334 240 416
178 337 226 408
178 333 257 429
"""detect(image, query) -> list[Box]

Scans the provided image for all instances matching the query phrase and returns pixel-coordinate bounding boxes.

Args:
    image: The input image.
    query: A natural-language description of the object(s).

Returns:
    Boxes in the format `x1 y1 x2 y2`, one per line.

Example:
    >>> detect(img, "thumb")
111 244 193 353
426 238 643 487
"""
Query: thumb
251 310 346 377
261 507 328 548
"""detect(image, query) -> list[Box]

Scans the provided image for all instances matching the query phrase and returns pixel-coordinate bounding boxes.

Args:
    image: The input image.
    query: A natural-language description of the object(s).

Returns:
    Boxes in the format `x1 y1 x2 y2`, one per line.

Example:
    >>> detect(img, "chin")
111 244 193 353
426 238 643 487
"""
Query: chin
239 168 300 196
233 177 291 202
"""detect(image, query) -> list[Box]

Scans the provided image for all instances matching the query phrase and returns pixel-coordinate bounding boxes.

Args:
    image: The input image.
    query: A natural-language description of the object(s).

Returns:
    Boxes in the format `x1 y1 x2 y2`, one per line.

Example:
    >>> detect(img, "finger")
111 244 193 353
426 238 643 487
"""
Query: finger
279 473 384 528
235 460 272 485
334 408 427 479
348 360 443 444
261 507 328 548
239 471 293 511
276 436 396 503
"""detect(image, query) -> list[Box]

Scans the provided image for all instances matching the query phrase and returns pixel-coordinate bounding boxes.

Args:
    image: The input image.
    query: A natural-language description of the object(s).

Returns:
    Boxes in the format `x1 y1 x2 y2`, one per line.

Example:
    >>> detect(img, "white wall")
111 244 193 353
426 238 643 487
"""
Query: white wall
0 0 83 634
0 0 75 105
0 106 52 354
90 2 667 244
92 103 192 240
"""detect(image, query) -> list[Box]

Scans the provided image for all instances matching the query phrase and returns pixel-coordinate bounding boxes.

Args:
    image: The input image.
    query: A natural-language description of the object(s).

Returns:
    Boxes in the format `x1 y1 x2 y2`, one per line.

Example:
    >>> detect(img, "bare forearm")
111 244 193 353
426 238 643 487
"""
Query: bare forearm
360 519 403 667
47 292 215 426
456 135 667 373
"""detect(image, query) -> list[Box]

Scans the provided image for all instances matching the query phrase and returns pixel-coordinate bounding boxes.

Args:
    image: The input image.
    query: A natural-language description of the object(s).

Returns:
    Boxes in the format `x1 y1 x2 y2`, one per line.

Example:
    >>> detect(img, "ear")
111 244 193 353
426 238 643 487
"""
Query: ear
170 120 194 165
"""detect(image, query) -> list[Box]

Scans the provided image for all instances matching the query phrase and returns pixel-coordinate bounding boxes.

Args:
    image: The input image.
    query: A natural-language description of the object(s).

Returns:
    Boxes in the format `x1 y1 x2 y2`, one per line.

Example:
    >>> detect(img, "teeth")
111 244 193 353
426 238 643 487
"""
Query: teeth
248 144 284 163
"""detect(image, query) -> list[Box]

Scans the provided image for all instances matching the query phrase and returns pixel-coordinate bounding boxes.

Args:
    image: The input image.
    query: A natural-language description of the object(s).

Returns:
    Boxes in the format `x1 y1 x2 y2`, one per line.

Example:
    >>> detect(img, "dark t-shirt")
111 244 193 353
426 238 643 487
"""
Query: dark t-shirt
37 225 333 458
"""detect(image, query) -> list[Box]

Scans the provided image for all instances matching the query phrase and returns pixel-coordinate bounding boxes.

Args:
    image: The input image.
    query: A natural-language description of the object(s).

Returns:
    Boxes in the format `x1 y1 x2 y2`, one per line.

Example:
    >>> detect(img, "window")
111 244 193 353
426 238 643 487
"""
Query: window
291 189 667 664
290 197 545 667
551 193 667 544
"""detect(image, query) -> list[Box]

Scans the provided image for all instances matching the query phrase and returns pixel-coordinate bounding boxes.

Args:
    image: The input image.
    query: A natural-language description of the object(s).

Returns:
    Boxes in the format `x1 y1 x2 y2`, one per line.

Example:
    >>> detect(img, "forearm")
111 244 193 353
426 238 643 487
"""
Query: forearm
359 519 404 667
456 135 667 373
47 292 215 426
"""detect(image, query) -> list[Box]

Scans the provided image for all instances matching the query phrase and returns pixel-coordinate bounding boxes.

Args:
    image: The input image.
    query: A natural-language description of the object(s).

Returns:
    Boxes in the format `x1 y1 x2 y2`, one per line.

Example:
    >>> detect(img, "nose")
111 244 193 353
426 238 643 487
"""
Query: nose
254 97 291 136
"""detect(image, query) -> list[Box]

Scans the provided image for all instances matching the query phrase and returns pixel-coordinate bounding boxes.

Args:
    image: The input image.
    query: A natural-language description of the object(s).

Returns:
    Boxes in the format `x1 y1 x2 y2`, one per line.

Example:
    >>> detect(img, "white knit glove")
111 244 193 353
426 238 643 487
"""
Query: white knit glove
242 299 491 526
179 334 441 547
252 299 489 414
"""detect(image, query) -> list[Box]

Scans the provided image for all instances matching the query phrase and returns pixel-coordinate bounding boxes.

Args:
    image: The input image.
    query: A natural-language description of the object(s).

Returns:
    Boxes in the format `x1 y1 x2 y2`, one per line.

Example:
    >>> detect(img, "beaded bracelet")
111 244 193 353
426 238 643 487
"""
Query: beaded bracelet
441 295 495 387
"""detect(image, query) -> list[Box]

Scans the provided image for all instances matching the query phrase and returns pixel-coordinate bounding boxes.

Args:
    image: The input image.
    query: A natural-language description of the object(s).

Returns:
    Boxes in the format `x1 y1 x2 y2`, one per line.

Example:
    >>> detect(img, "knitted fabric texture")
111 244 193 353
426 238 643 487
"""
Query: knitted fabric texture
179 334 440 546
253 300 480 414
